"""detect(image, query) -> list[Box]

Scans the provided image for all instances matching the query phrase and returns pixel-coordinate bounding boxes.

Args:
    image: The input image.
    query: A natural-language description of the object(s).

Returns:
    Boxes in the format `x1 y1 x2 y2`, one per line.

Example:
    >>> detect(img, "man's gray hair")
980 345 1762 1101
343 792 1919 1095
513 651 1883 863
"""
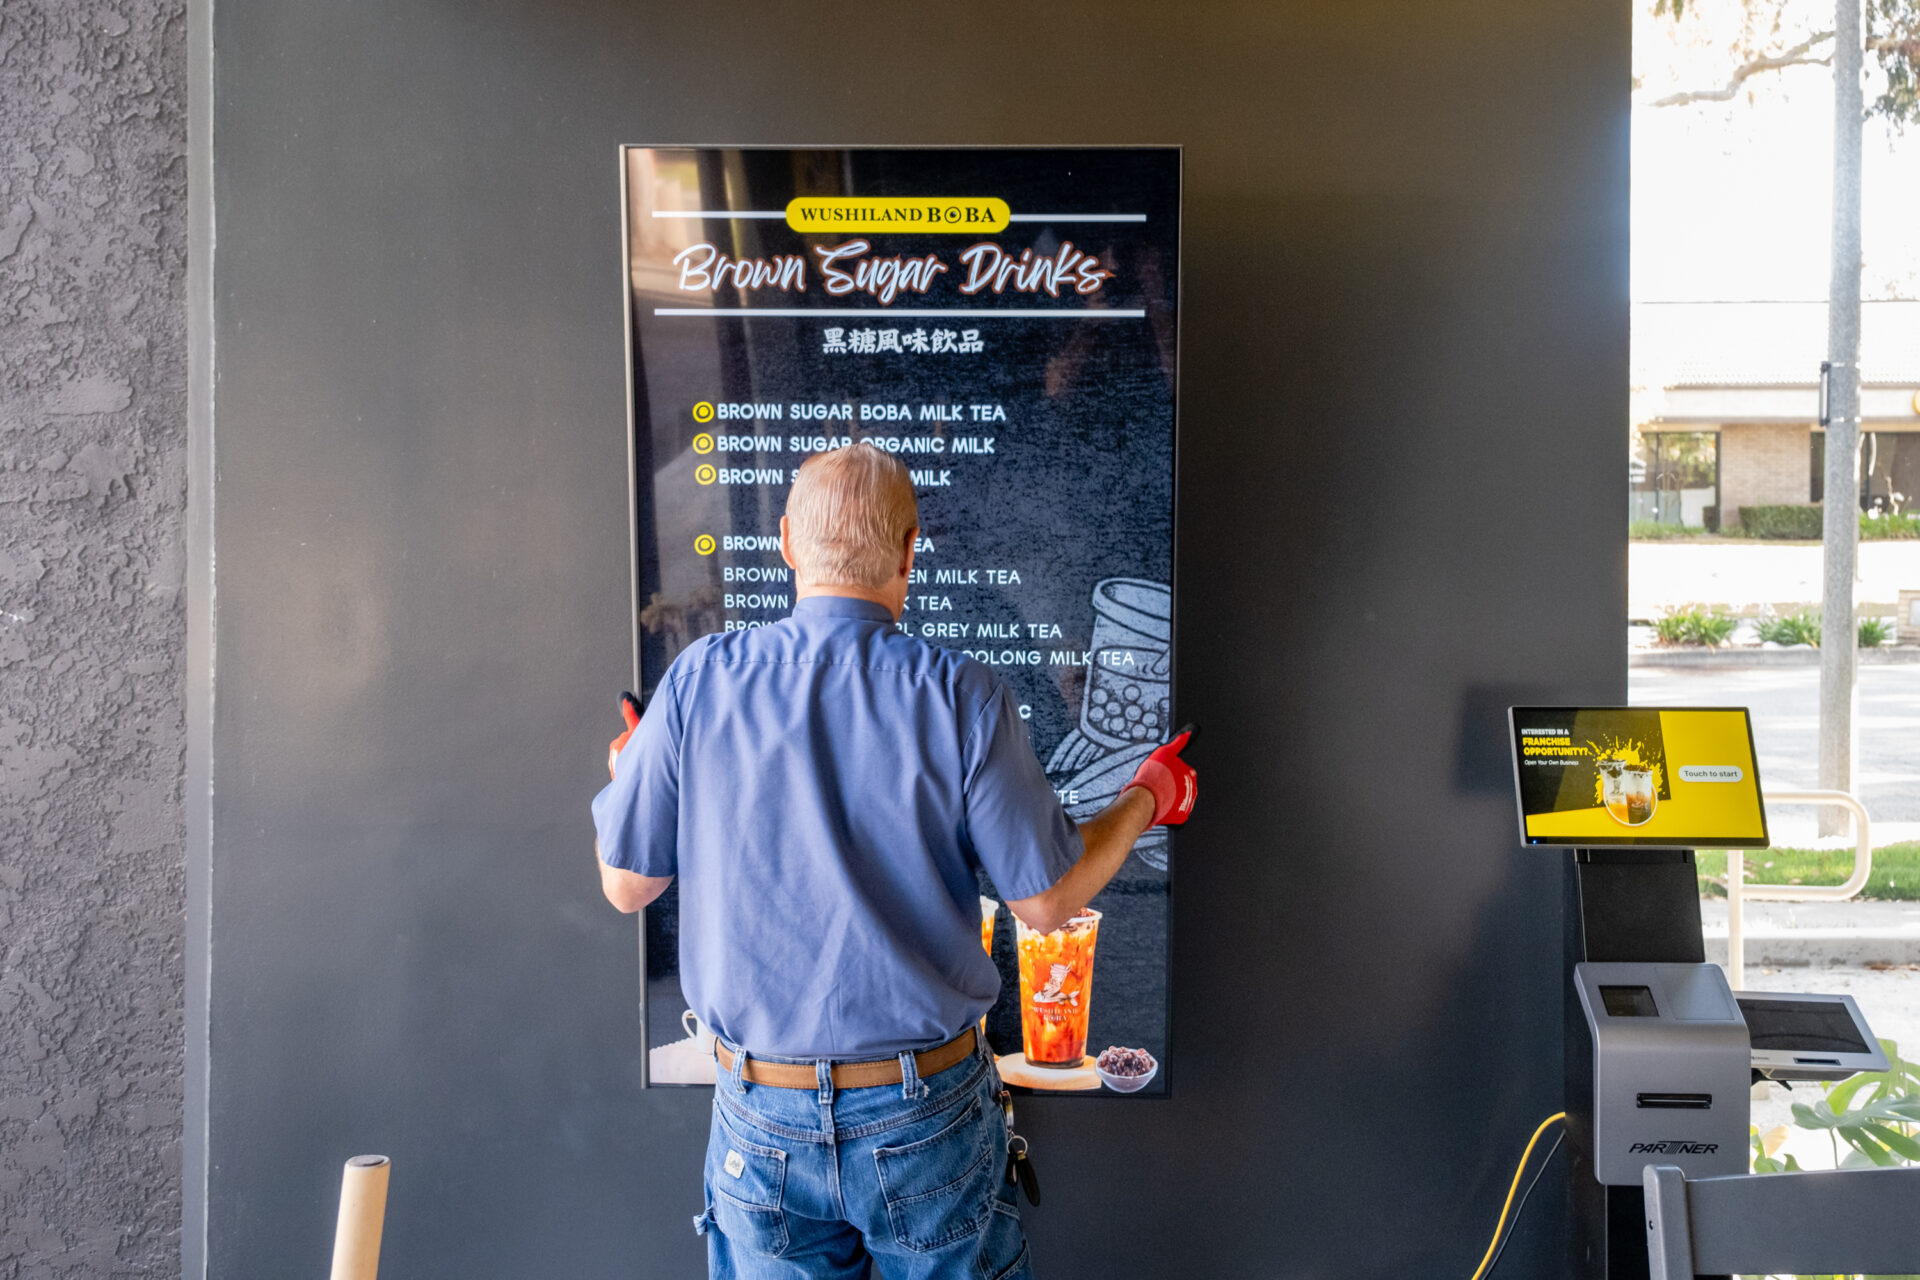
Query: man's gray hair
785 443 918 590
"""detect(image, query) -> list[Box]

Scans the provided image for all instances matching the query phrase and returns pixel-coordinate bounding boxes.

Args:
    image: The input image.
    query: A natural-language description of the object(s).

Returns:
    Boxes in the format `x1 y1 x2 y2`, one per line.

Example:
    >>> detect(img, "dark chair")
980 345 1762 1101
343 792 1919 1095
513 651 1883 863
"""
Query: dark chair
1642 1162 1920 1280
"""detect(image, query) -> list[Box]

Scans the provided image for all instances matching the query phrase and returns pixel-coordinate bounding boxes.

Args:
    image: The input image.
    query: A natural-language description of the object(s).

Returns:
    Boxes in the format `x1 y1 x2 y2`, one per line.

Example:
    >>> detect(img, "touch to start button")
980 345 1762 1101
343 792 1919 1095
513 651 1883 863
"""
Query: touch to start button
1678 765 1744 783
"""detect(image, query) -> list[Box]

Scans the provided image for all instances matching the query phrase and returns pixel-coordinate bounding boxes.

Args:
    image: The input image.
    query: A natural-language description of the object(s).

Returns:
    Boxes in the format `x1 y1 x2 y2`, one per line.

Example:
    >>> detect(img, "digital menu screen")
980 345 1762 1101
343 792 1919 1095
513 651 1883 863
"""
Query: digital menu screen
623 147 1178 1093
1508 707 1768 848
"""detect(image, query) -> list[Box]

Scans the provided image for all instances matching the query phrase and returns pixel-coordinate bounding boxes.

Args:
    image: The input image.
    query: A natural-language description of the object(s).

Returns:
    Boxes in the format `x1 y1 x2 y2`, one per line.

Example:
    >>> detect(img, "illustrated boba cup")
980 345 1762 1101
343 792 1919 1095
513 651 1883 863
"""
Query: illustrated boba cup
1081 579 1172 749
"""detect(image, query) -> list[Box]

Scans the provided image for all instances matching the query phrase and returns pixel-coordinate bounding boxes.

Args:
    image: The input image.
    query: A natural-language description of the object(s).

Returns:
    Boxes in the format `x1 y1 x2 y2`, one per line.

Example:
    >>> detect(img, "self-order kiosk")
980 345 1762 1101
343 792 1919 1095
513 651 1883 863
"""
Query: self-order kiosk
1508 707 1888 1280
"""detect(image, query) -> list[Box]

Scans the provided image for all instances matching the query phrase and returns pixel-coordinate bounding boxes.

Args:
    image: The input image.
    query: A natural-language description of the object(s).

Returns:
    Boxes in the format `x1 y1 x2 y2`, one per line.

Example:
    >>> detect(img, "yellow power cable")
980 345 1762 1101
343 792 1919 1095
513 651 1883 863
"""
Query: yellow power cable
1468 1111 1567 1280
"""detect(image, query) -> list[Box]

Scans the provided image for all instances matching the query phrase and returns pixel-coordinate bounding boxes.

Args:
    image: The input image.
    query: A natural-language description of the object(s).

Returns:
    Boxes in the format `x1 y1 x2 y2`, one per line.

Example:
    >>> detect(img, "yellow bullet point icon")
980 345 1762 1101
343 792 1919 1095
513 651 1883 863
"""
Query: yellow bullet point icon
692 401 715 423
694 534 716 556
693 432 715 454
695 464 717 486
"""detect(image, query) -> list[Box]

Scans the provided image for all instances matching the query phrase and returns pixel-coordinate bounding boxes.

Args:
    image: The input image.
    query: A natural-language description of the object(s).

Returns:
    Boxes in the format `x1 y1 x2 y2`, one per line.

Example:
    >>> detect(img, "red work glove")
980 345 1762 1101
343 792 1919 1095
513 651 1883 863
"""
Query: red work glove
1125 727 1197 826
607 692 642 780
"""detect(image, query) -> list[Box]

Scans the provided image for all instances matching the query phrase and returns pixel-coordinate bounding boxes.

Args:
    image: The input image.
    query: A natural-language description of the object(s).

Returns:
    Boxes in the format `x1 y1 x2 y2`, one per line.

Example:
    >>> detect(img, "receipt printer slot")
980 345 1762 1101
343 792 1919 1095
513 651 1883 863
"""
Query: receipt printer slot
1636 1092 1712 1109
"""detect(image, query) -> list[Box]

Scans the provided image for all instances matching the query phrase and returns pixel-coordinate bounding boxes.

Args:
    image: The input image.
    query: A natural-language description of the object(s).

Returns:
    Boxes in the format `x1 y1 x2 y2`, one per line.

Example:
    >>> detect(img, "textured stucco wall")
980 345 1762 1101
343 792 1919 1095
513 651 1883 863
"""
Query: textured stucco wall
0 2 187 1276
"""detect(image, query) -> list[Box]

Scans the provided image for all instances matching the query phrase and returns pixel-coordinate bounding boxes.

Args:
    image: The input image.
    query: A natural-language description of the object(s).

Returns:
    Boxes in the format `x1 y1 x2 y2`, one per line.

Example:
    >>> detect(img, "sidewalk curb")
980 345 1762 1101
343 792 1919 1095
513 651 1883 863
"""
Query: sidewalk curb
1632 646 1920 668
1704 931 1920 966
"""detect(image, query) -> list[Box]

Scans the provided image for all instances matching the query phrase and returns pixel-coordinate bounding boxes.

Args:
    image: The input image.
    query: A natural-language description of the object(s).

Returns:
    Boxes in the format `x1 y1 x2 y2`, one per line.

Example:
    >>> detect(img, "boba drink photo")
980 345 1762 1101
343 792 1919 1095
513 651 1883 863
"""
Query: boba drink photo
1601 762 1658 827
1016 909 1101 1068
979 896 998 1036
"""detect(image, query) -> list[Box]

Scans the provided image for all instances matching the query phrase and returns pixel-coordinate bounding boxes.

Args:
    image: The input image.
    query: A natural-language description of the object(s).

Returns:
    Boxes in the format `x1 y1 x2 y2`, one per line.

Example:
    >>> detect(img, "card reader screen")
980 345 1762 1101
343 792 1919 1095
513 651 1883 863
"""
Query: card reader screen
1738 998 1872 1054
1509 707 1768 847
1601 985 1659 1017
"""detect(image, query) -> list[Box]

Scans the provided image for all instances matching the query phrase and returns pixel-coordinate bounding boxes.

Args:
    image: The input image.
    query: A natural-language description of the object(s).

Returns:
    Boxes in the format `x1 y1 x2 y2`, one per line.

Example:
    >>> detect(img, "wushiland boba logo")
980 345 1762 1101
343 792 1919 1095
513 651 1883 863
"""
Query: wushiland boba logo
1591 737 1668 828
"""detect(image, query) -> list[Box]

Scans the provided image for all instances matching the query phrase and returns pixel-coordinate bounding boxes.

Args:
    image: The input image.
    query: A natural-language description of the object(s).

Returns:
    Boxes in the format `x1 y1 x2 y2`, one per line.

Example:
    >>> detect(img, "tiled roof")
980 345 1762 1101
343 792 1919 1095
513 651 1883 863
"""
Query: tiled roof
1632 300 1920 387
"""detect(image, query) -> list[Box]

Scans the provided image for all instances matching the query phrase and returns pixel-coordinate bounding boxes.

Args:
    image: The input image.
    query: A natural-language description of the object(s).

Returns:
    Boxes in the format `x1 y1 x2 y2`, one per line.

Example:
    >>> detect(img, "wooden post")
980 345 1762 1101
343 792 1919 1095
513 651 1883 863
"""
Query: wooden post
329 1155 391 1280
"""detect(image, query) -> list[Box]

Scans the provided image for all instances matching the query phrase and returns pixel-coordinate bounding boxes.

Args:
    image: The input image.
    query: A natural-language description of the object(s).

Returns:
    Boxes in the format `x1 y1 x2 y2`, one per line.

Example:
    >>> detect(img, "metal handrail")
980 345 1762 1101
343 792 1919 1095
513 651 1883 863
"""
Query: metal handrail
1723 789 1872 990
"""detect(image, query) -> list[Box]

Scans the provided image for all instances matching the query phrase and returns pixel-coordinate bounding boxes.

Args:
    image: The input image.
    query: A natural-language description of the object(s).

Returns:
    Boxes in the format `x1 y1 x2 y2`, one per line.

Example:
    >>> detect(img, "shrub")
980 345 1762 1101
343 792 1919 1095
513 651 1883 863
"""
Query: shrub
1739 504 1824 538
1654 604 1738 647
1756 608 1822 646
1862 511 1920 540
1629 519 1706 540
1691 610 1738 647
1730 505 1920 539
1754 610 1897 647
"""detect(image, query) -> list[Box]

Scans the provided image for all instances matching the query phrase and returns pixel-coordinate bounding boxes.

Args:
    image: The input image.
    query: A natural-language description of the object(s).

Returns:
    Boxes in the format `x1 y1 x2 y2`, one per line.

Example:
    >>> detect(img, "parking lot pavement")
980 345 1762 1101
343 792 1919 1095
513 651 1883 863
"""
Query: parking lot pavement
1630 663 1920 846
1628 540 1920 617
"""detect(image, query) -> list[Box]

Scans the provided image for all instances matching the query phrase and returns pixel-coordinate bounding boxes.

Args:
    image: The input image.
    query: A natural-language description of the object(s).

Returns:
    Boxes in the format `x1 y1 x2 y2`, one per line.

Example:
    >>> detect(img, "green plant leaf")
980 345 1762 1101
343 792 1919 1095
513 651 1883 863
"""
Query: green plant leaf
1791 1099 1840 1129
1879 1098 1920 1122
1850 1096 1920 1124
1883 1039 1920 1091
1840 1127 1898 1166
1747 1127 1783 1174
1826 1071 1874 1112
1861 1121 1920 1162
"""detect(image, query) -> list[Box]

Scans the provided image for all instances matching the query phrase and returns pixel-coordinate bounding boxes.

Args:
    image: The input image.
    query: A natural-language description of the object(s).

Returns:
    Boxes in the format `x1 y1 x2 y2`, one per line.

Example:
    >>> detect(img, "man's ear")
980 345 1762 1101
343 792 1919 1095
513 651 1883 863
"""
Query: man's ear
900 526 918 578
780 516 798 572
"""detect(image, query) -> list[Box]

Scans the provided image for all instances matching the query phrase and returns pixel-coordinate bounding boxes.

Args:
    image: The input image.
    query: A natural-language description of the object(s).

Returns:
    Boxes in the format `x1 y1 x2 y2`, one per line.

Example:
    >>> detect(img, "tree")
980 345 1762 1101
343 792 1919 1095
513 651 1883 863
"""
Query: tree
1647 0 1920 832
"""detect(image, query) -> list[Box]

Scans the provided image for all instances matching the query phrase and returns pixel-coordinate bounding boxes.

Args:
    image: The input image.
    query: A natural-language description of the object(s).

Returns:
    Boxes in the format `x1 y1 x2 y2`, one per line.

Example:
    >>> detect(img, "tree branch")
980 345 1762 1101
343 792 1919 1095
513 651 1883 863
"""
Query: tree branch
1649 30 1835 106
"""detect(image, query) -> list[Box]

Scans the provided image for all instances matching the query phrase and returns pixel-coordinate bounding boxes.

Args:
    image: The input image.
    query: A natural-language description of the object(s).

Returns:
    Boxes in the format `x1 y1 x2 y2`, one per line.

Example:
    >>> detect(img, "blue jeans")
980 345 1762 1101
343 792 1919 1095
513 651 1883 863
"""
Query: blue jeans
695 1035 1032 1280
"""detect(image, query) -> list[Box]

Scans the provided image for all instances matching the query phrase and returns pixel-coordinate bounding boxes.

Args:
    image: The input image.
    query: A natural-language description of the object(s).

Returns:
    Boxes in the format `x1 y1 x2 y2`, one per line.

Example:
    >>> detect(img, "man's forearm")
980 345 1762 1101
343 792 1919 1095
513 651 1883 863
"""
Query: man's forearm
595 839 673 913
1007 786 1155 934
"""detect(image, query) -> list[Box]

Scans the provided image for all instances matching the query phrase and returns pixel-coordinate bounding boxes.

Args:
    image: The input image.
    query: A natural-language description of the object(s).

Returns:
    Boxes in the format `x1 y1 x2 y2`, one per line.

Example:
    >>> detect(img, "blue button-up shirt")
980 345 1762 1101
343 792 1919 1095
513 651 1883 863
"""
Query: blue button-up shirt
592 595 1082 1059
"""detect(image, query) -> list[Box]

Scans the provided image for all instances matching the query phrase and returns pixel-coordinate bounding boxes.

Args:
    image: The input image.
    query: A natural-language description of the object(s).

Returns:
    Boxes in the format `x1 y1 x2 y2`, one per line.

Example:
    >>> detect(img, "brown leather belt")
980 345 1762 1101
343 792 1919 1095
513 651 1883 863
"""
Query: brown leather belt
714 1027 977 1090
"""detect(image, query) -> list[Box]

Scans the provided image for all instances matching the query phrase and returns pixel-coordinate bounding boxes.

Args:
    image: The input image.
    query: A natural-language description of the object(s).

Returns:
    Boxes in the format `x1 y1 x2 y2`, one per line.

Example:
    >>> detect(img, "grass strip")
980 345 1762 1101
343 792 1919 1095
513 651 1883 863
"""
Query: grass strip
1696 841 1920 901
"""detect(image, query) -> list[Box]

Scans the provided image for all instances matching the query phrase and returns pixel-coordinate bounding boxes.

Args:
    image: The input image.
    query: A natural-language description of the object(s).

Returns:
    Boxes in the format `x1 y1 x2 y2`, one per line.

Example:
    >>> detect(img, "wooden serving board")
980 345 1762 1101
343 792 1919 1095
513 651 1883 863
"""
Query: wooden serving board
995 1052 1101 1091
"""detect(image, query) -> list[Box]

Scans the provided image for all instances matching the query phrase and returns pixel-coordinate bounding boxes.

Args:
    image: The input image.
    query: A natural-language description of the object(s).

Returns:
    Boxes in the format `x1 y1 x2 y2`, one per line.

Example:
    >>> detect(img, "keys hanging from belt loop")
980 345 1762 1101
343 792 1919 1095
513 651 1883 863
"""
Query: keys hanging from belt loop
999 1088 1040 1207
1005 1133 1041 1207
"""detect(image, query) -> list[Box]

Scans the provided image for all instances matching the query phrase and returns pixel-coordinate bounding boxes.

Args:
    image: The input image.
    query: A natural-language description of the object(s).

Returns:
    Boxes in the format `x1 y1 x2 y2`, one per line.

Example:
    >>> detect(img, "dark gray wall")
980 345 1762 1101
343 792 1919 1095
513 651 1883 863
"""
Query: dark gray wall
197 2 1627 1276
0 2 187 1276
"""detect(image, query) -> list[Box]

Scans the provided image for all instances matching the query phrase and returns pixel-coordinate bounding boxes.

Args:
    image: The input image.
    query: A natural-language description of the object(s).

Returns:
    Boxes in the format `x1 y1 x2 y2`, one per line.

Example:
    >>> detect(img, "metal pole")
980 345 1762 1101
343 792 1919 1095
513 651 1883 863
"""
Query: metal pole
329 1155 391 1280
1819 0 1865 833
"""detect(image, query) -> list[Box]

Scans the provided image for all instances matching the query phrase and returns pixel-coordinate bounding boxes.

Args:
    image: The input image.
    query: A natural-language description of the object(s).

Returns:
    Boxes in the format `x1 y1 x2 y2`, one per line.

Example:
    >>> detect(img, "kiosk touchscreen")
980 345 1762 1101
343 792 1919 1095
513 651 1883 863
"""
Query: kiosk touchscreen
1509 706 1767 849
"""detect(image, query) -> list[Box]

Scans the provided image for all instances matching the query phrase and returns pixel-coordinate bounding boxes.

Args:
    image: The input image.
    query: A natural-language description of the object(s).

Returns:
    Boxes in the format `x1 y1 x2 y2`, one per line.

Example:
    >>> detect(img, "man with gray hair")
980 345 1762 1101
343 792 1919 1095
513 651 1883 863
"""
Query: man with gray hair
592 442 1197 1280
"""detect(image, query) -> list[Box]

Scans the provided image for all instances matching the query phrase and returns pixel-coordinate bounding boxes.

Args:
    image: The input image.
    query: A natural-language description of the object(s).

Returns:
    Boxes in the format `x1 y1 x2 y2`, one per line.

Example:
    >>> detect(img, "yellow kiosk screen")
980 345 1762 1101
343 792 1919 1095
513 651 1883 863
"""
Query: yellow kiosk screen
1508 706 1768 847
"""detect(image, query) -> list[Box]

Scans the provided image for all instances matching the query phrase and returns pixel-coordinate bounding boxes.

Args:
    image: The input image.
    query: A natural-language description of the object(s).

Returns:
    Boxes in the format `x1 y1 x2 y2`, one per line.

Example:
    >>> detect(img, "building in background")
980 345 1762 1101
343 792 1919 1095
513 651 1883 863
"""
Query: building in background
1631 300 1920 529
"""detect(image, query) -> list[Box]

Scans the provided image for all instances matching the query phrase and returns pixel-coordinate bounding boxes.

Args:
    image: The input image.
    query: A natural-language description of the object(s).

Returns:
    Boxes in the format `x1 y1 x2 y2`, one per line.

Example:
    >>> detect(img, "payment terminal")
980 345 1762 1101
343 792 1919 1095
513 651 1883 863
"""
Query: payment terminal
1571 961 1749 1185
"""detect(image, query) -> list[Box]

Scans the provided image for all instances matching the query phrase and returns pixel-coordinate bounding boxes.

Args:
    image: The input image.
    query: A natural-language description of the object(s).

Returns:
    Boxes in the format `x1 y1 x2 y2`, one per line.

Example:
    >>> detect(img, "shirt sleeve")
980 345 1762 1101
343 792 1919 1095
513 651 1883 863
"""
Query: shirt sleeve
590 673 685 878
960 681 1083 900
